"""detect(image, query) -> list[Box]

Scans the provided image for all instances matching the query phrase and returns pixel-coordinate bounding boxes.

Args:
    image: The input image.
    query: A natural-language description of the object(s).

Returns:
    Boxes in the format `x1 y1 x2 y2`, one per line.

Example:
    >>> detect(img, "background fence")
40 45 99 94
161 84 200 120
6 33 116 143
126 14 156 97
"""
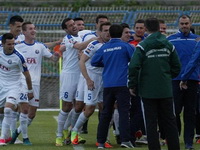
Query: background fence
0 6 200 108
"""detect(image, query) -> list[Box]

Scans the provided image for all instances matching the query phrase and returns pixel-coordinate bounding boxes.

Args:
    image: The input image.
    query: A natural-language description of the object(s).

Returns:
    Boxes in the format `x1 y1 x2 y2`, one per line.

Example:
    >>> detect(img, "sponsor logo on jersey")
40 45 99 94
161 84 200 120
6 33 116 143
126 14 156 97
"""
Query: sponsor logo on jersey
0 64 9 71
26 58 36 64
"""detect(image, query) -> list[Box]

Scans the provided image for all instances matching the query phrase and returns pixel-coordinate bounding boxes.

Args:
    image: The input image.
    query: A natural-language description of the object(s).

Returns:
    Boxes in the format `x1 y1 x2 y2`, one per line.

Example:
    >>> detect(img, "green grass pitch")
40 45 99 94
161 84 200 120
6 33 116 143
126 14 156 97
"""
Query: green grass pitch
1 111 200 150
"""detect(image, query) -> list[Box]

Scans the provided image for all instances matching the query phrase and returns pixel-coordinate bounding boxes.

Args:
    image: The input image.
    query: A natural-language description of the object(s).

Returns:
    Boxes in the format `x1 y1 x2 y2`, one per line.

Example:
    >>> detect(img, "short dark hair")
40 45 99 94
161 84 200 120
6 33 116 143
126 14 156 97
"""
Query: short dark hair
134 19 145 27
158 19 165 24
61 18 72 30
2 33 14 44
178 14 191 21
73 17 84 22
99 22 111 31
95 15 108 24
120 23 130 29
9 15 24 25
109 24 123 38
22 21 33 31
145 18 159 32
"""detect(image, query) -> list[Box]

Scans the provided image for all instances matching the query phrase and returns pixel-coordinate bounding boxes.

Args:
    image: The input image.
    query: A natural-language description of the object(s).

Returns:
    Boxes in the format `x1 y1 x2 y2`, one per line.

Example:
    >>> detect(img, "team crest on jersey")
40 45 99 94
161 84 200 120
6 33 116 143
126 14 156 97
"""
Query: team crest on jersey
35 49 39 54
69 38 76 44
7 59 12 64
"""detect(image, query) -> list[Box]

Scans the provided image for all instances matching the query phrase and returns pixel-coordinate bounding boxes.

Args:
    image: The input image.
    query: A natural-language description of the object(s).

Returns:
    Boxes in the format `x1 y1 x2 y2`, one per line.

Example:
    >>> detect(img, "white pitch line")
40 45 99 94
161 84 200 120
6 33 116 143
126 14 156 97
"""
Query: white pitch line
53 116 58 122
53 116 85 150
38 108 99 112
73 145 85 150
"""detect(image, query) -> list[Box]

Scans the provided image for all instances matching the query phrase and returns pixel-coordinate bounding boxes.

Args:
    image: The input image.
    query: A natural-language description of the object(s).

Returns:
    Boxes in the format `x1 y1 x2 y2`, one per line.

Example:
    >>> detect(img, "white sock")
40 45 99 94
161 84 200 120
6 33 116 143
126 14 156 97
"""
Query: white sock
1 108 12 139
57 110 68 137
27 117 33 126
10 111 18 134
63 108 73 130
17 117 33 134
73 112 88 132
113 109 120 135
0 113 4 129
19 113 28 139
70 109 81 128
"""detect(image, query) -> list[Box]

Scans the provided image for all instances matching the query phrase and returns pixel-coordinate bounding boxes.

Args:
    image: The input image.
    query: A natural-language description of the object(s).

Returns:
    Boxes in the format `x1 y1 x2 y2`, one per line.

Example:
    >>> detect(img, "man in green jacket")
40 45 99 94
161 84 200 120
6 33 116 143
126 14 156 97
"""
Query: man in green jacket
128 18 181 150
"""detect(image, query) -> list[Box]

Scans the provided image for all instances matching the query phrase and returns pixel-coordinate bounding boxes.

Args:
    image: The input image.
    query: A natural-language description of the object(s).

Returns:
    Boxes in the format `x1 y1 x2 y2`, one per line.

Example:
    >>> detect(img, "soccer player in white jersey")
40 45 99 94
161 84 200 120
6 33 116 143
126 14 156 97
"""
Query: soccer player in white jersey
77 15 108 112
62 17 92 138
73 14 109 122
70 22 111 145
0 15 24 46
0 15 25 145
56 18 97 146
0 33 33 146
74 17 92 39
8 22 60 145
63 15 109 142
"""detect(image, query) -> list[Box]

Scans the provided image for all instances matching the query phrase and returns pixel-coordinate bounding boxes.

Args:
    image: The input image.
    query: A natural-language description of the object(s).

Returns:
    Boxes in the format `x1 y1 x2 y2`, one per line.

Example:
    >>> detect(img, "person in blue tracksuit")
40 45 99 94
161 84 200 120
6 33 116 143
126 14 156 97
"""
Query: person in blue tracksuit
91 24 135 148
167 14 200 150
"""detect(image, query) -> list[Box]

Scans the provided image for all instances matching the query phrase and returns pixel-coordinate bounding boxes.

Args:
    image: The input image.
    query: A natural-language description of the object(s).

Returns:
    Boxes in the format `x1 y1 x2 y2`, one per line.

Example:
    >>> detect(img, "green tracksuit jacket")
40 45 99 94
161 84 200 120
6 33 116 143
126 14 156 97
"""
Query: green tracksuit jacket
128 31 181 99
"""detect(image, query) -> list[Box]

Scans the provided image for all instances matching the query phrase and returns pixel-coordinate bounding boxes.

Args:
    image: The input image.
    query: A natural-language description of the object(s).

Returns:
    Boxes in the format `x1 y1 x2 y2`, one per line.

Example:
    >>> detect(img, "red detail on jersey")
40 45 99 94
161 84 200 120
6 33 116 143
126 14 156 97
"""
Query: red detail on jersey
129 40 139 46
35 99 39 102
26 58 36 64
0 64 9 71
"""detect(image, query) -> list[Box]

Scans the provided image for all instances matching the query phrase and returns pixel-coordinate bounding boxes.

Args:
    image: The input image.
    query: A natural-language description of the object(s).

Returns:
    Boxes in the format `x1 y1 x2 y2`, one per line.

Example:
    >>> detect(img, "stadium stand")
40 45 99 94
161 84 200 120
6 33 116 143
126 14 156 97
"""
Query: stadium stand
0 11 12 30
130 10 182 26
75 10 129 30
189 10 200 26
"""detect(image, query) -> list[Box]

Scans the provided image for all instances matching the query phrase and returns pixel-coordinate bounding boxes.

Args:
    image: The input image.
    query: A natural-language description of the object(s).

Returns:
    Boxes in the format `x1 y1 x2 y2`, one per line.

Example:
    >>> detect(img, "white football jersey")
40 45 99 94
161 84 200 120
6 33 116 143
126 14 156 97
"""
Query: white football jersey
82 31 97 42
15 34 25 44
15 41 52 85
62 34 82 73
83 40 103 74
78 30 92 39
0 47 28 88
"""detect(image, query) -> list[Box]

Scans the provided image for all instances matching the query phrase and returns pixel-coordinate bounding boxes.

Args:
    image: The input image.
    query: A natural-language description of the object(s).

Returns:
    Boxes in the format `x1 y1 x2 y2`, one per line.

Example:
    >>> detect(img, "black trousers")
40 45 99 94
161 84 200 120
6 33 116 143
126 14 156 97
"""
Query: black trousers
97 86 131 143
196 85 200 135
173 80 198 147
142 97 180 150
130 95 146 142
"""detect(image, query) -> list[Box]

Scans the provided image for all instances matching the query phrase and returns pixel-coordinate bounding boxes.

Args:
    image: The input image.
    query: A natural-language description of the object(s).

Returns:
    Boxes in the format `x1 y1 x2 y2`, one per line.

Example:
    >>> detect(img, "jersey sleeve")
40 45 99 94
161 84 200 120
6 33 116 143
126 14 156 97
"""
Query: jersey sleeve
17 52 28 72
41 43 53 58
83 41 97 58
64 35 78 49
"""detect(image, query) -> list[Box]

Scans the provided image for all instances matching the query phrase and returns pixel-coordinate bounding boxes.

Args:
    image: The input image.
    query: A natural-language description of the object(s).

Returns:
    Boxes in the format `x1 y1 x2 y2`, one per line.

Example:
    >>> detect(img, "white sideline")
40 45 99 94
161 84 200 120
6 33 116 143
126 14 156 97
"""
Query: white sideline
37 108 60 111
38 108 99 112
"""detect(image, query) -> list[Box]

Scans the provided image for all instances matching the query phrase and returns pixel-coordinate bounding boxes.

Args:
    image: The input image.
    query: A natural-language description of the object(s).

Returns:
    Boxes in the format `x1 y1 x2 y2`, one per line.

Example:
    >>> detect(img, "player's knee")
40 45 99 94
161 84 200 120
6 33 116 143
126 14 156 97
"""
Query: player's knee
75 102 84 112
62 101 73 112
28 112 36 119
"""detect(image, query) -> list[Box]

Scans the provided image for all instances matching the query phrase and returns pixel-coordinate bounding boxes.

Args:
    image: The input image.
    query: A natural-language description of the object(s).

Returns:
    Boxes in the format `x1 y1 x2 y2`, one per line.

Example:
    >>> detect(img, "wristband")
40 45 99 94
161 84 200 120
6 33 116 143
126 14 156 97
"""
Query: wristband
28 89 33 93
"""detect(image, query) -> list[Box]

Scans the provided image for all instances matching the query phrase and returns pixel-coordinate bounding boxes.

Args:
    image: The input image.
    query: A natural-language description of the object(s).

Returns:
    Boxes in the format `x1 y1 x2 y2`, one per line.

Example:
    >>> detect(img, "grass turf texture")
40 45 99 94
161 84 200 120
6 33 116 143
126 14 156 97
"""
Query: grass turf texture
1 111 200 150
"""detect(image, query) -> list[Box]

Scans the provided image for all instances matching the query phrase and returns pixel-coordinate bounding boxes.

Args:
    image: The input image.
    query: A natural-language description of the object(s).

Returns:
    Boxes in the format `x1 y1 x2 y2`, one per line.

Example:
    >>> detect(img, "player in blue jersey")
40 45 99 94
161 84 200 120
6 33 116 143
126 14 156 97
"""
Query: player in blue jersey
91 24 135 149
167 14 200 150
